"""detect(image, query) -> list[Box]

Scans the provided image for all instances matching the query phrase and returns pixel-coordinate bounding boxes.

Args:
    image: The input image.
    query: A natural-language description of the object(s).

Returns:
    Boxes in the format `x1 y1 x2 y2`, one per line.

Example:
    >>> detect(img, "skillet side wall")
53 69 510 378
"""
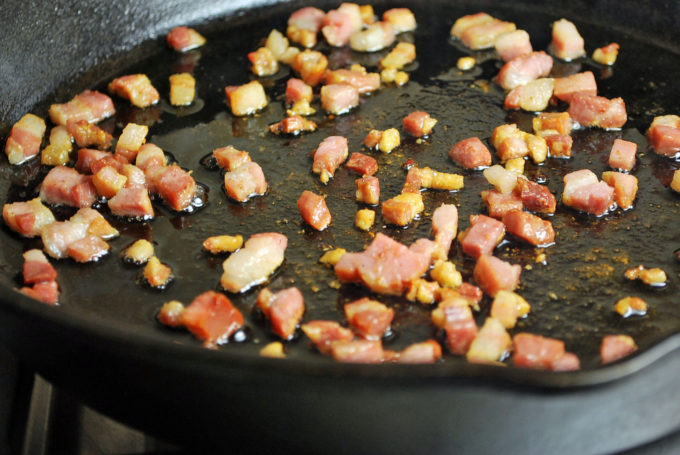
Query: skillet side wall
1 0 680 454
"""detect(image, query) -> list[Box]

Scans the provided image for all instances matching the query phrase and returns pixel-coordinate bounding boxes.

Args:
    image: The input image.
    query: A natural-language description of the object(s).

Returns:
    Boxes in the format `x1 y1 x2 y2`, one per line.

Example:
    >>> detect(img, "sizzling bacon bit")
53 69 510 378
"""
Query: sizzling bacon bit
143 256 173 288
405 278 440 304
432 298 477 355
602 171 638 210
345 152 378 176
269 116 317 135
286 78 313 106
212 146 250 171
495 29 532 62
67 120 111 150
93 166 127 199
220 233 287 293
3 198 56 238
167 26 206 52
459 215 505 259
350 22 395 52
181 291 244 346
533 112 572 137
490 290 531 329
568 94 627 129
301 320 354 354
331 339 384 363
313 136 349 184
524 133 548 164
49 90 115 126
265 29 299 65
108 186 154 219
157 300 185 327
66 235 110 263
248 47 279 77
403 111 437 137
203 235 243 254
513 333 580 371
379 42 416 70
517 78 555 112
449 137 492 169
430 260 463 289
380 67 409 86
550 18 585 61
505 157 525 175
115 123 148 162
287 7 325 48
355 209 375 231
515 178 556 214
624 265 667 287
474 254 521 297
466 318 512 364
22 249 57 284
545 134 573 158
481 190 523 219
497 51 553 90
382 192 423 226
135 144 166 171
503 209 555 246
319 248 346 267
398 340 442 364
608 139 636 171
432 203 458 258
225 80 268 116
320 83 359 115
169 73 196 106
257 287 305 340
593 43 620 66
344 298 394 340
123 239 155 265
335 233 430 295
364 128 400 153
154 164 198 211
383 8 416 33
75 148 111 174
355 176 380 205
41 208 118 260
562 169 615 216
224 162 267 202
601 334 637 364
293 50 328 87
614 296 648 318
297 190 331 231
108 74 160 108
484 165 518 194
553 71 597 103
20 281 59 306
322 5 360 47
451 12 493 38
647 115 680 158
325 67 381 94
41 126 74 166
40 166 97 208
5 113 46 165
260 342 286 358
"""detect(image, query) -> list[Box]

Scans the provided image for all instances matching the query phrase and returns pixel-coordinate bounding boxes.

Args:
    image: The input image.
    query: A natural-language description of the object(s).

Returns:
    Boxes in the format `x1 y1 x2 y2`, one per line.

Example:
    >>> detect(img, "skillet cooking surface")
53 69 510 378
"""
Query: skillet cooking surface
1 1 680 373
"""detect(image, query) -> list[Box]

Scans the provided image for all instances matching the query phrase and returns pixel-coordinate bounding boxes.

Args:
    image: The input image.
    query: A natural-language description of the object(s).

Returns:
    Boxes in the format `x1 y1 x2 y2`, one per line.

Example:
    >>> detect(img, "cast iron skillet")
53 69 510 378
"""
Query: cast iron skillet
1 0 680 453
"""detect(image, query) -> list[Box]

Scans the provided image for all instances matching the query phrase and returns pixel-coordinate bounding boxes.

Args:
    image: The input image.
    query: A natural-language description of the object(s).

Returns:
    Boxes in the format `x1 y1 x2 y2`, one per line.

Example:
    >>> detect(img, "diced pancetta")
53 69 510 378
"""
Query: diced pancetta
41 125 74 166
647 115 680 158
22 249 57 284
225 80 268 116
166 26 206 52
335 233 429 295
568 94 627 129
75 148 111 174
484 164 519 194
320 83 359 115
382 192 423 226
513 333 580 370
349 22 395 52
490 290 530 329
286 78 313 106
432 203 458 257
553 71 597 103
502 209 555 246
545 134 573 158
115 123 148 162
363 128 400 153
248 47 278 77
108 185 154 219
39 166 97 208
48 90 115 126
495 29 532 62
496 136 529 162
330 339 384 363
92 166 127 199
562 169 615 216
256 287 305 340
288 7 325 33
269 116 317 135
325 68 381 94
345 152 378 176
66 235 110 263
592 43 620 66
4 114 46 165
355 175 380 205
224 162 267 203
533 112 572 136
3 198 55 238
432 298 478 355
550 18 585 61
213 146 250 171
169 73 196 106
153 164 197 211
497 51 553 90
398 340 442 364
108 74 160 108
181 291 244 346
297 190 331 231
450 12 494 39
403 111 437 137
135 143 166 171
461 19 516 50
466 318 512 364
344 298 394 340
601 334 638 364
515 178 557 214
379 42 416 70
321 8 357 47
602 171 638 210
20 281 59 306
41 208 118 260
301 320 354 354
608 139 636 171
382 8 416 33
481 190 523 219
459 214 505 259
516 77 554 112
67 120 111 150
448 137 492 169
313 136 349 184
220 233 287 293
473 254 521 297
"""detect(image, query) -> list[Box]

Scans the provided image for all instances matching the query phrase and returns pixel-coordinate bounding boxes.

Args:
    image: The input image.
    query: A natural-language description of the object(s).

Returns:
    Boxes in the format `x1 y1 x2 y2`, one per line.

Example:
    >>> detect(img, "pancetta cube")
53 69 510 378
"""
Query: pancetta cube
344 297 394 340
550 18 585 61
320 83 359 115
4 113 46 165
292 50 328 86
448 137 492 169
553 71 597 103
169 73 196 106
381 192 423 226
181 291 244 346
355 176 380 205
224 162 267 202
257 287 305 340
502 209 555 246
473 254 521 297
297 190 331 231
602 171 638 210
459 215 505 259
608 138 636 171
108 74 160 108
225 80 268 116
167 26 206 52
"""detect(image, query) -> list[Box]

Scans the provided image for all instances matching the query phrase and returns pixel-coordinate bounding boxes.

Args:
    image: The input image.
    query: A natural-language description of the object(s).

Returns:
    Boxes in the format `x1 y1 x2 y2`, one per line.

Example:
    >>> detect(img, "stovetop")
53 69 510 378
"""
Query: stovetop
0 345 678 455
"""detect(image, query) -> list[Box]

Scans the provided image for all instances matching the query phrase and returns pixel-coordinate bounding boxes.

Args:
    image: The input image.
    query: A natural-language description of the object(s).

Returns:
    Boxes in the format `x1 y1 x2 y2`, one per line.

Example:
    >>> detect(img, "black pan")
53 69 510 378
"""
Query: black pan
1 0 680 453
